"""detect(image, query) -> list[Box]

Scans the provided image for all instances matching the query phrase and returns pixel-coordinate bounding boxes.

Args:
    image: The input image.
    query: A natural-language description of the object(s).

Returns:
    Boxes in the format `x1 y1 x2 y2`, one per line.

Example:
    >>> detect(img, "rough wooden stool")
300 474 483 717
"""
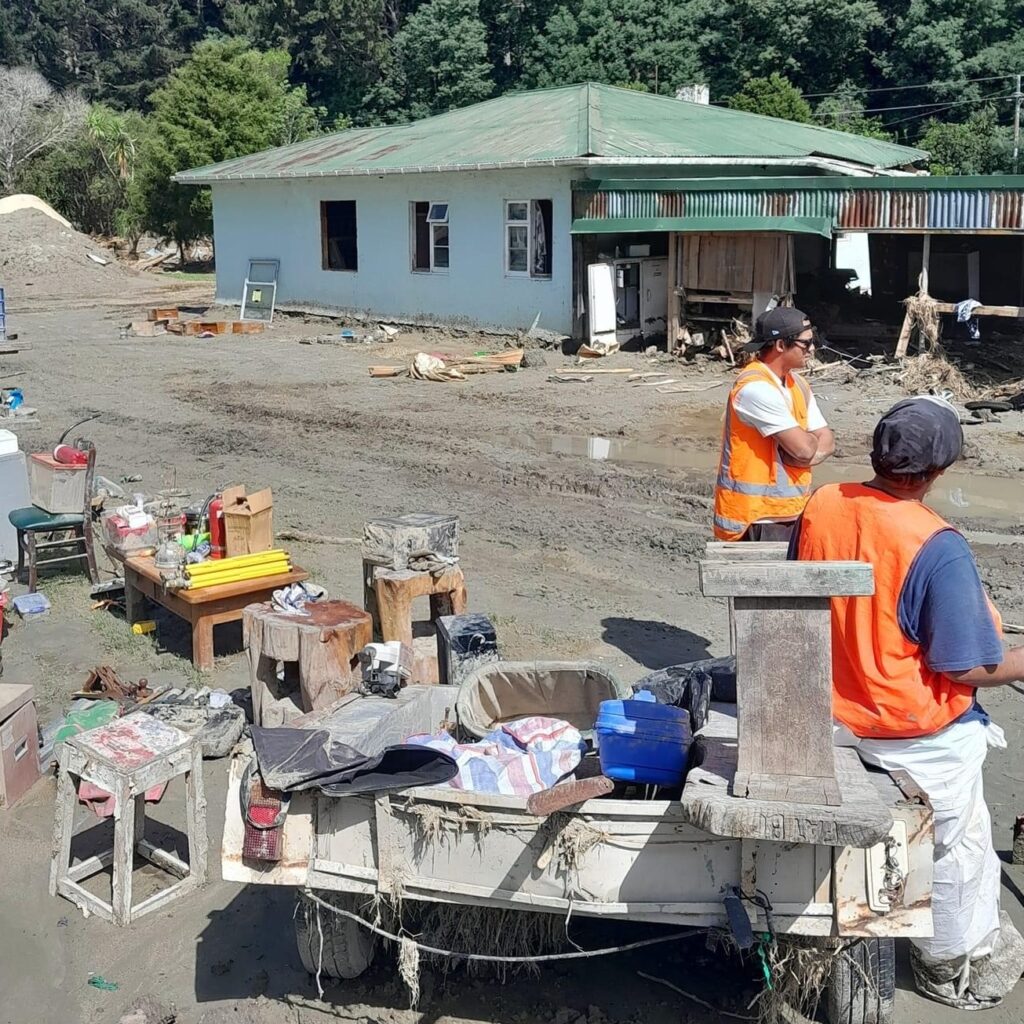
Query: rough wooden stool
362 562 467 684
243 600 373 727
698 559 874 807
49 713 207 926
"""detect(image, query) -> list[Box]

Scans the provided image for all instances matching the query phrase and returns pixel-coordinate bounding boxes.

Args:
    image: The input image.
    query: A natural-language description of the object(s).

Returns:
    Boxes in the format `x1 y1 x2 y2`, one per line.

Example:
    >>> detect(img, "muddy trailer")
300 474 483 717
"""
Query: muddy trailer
222 688 934 1024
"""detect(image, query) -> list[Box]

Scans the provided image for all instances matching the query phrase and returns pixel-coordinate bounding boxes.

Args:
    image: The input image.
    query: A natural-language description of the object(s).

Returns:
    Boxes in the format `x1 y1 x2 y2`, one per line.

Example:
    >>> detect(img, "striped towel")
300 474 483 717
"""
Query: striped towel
407 716 584 796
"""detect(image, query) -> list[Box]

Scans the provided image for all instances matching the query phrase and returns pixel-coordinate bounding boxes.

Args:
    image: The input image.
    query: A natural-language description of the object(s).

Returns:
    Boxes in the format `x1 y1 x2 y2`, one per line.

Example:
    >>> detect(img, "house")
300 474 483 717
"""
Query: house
176 84 1024 343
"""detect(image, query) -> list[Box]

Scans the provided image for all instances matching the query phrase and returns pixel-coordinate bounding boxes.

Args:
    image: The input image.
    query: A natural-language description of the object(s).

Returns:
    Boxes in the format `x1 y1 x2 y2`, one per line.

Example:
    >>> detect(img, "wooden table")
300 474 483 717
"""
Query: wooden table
123 556 309 671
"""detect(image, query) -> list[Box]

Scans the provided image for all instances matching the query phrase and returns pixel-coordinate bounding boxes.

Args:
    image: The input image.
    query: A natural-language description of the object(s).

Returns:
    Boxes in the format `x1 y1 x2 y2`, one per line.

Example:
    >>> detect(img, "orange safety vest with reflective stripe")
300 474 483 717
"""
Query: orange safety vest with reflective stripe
797 482 998 739
713 361 813 540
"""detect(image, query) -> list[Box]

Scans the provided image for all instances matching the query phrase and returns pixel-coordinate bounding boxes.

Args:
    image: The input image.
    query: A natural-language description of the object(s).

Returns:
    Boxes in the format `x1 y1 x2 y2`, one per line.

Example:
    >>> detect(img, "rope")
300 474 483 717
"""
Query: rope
639 970 758 1021
302 890 698 964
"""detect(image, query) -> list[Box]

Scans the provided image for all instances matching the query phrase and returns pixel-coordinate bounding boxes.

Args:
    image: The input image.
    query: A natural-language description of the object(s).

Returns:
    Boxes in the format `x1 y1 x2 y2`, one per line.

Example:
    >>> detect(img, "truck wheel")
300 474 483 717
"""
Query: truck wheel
295 891 376 980
826 937 895 1024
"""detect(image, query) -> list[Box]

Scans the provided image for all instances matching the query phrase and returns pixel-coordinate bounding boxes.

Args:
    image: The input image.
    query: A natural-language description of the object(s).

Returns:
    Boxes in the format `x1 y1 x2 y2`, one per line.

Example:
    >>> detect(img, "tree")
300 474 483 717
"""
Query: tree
523 1 702 95
380 0 494 119
223 0 392 121
19 104 145 238
0 66 87 193
2 0 227 108
918 109 1011 174
135 39 322 256
728 73 812 122
814 84 893 140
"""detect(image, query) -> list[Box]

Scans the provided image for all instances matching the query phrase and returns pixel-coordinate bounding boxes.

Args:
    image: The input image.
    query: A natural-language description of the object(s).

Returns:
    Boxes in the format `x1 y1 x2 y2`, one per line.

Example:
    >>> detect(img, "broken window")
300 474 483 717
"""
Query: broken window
321 200 358 271
411 201 450 272
505 199 552 277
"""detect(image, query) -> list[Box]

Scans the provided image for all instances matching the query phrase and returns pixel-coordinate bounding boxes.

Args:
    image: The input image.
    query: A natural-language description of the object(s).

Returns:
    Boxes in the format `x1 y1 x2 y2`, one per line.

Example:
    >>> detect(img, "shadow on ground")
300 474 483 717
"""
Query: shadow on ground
600 617 711 671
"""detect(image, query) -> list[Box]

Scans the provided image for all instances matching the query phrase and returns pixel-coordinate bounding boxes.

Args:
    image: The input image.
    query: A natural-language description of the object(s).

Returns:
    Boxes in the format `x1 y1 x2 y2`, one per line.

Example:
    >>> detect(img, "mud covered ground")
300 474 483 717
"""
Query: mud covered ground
3 279 1024 1024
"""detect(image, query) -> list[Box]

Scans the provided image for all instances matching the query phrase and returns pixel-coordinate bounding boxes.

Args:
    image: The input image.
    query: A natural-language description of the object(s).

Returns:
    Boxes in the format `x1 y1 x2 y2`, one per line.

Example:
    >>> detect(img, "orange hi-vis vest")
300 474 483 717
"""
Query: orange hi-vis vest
797 482 999 739
713 361 813 540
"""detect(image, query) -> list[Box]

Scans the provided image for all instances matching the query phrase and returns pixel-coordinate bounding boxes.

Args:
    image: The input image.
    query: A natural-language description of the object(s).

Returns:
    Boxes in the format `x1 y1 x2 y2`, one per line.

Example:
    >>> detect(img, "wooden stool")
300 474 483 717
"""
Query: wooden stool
362 562 467 683
243 600 373 727
49 713 207 926
698 558 874 807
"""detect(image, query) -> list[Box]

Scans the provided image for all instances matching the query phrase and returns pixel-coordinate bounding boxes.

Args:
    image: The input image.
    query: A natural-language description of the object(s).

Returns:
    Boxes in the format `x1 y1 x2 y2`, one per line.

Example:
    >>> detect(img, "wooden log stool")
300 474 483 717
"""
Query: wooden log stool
362 562 467 683
698 559 874 807
49 713 207 926
243 599 373 727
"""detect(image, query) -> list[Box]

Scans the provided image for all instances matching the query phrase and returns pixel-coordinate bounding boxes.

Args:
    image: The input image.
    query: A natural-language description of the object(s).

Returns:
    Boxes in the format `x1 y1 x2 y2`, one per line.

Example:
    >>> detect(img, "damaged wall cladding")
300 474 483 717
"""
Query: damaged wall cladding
573 182 1024 233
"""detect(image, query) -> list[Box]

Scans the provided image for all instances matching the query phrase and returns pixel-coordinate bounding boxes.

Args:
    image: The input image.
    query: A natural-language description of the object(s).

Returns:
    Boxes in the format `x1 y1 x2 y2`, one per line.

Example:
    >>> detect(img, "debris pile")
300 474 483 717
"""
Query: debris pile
0 201 141 295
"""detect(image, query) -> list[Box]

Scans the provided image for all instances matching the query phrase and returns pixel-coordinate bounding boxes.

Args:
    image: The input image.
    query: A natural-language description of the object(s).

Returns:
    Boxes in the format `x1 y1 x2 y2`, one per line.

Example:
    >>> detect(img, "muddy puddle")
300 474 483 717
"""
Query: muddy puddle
527 433 1024 526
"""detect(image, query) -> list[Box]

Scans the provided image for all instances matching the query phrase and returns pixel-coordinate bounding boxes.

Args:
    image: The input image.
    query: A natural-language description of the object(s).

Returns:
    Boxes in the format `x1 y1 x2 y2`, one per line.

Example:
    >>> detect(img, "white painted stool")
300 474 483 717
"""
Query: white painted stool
49 712 208 925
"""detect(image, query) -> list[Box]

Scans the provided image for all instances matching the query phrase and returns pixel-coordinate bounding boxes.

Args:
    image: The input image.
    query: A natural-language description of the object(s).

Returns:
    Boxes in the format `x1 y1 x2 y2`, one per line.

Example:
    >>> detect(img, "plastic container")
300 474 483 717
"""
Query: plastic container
101 509 158 556
0 430 18 457
595 690 691 786
28 452 87 513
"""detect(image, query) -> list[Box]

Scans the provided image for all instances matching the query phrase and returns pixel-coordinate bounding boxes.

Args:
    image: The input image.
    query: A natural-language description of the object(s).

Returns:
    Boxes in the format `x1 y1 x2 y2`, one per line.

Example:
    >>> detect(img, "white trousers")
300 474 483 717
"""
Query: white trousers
838 719 1002 961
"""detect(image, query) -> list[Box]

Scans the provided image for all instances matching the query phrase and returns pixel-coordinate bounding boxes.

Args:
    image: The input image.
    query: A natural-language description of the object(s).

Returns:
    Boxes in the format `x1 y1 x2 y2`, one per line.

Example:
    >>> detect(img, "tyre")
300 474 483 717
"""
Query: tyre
826 937 896 1024
295 890 376 980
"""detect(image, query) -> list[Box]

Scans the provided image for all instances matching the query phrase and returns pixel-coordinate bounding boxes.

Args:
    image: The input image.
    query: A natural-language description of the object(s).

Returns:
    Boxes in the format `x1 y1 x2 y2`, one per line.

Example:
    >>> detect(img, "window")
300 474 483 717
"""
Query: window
505 199 552 277
411 201 450 273
321 200 357 271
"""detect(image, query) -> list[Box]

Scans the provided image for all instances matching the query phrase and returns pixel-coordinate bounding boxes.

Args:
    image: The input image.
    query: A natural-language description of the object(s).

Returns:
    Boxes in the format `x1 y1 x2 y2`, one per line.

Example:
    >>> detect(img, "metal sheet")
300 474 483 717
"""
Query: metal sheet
574 178 1024 235
175 83 924 184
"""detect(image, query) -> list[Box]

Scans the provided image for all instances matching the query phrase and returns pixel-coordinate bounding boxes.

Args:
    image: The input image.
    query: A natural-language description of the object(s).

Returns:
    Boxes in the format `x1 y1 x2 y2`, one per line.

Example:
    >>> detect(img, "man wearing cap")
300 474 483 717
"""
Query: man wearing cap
794 396 1024 1010
713 307 834 541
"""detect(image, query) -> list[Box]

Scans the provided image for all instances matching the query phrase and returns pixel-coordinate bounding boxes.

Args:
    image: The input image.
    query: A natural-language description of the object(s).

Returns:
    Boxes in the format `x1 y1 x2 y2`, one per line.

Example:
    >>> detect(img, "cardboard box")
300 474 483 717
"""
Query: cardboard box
222 485 273 557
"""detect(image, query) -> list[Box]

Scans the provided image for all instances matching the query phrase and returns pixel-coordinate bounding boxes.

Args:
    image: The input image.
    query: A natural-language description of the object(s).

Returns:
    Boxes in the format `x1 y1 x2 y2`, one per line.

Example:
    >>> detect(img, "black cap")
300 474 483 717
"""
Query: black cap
871 397 963 478
741 307 813 353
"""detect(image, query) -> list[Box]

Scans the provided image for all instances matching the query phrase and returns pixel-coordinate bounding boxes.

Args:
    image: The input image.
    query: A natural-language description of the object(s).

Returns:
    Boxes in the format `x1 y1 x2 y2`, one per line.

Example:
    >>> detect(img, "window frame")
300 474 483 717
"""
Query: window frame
411 200 450 274
320 200 358 273
504 199 551 279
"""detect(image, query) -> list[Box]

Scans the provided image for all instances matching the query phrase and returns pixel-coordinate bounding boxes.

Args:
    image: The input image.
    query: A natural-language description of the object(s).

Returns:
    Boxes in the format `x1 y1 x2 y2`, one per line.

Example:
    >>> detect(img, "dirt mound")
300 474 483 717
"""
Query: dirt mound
0 205 142 299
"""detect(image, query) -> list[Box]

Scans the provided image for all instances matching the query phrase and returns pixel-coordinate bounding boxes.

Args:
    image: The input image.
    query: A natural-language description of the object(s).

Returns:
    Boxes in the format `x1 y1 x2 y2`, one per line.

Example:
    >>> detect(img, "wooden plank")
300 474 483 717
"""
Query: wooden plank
49 754 77 898
681 709 892 847
733 596 841 805
112 776 135 926
894 307 914 359
185 744 208 886
704 541 789 561
231 321 264 334
699 560 874 598
667 232 680 353
67 848 115 883
929 302 1024 317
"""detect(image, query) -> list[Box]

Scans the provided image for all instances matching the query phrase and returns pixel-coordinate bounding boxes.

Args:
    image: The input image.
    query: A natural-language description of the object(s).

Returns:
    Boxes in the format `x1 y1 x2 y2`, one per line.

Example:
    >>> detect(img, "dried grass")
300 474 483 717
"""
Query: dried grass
902 294 942 353
897 351 979 401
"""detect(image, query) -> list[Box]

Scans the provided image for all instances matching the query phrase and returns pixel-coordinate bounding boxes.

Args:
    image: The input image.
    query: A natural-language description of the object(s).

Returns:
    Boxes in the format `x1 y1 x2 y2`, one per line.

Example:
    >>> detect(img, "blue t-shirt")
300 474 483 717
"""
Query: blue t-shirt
789 516 1003 720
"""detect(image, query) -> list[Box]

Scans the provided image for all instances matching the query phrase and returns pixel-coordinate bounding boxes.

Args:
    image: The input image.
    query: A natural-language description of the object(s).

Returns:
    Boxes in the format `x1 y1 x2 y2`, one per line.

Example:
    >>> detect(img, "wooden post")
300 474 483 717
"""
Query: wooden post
699 560 874 807
667 232 681 353
919 234 931 297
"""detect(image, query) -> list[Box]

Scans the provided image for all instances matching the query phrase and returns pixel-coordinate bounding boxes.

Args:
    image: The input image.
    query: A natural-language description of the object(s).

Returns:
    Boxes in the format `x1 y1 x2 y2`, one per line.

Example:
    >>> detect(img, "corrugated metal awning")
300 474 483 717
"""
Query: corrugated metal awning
570 215 832 237
572 175 1024 234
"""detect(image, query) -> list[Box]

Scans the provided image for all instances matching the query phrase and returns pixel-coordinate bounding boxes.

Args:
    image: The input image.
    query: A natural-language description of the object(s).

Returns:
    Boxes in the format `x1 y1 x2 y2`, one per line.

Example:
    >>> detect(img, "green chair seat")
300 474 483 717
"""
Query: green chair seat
8 506 85 532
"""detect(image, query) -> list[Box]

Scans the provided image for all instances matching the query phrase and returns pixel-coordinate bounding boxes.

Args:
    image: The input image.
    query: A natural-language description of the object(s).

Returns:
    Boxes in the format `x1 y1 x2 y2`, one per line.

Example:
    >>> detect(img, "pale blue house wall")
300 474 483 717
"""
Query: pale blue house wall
211 167 577 334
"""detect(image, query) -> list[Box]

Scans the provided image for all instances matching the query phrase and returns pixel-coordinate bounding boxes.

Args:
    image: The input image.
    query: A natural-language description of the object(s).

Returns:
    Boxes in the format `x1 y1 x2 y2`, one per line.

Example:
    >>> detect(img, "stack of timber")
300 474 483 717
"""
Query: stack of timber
131 308 265 338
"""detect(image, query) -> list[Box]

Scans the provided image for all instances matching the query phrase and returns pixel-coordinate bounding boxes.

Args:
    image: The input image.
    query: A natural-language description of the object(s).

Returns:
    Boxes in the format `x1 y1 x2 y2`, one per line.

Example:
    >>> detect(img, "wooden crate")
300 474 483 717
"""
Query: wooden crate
231 321 265 334
148 307 178 322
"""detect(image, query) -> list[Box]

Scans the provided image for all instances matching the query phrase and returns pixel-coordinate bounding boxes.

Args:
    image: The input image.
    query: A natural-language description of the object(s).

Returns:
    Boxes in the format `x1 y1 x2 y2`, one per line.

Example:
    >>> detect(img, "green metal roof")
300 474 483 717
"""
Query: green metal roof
175 83 925 184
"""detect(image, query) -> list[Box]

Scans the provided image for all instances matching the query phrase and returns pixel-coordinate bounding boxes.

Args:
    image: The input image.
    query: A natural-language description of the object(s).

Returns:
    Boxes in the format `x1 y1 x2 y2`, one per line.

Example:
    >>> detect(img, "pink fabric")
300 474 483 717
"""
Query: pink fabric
78 781 167 819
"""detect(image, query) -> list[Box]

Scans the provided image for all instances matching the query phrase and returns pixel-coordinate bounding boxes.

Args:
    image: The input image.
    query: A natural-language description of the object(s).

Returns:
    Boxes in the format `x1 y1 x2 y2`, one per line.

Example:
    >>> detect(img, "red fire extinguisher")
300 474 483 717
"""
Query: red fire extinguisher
208 495 225 559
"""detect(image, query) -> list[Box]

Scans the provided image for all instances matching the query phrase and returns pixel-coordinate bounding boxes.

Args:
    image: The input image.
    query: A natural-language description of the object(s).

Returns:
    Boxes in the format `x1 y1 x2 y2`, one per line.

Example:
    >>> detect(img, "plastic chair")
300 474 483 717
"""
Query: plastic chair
8 442 99 592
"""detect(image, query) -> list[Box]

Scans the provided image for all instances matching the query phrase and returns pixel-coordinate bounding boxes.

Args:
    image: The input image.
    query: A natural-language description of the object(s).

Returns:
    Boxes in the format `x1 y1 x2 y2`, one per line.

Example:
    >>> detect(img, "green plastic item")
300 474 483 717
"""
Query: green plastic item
54 701 120 747
87 976 119 991
178 532 211 552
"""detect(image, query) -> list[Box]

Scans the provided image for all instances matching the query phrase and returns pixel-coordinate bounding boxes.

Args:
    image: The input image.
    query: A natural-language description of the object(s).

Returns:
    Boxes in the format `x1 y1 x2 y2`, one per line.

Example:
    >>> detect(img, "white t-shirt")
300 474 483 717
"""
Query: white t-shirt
732 369 828 525
733 371 828 437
